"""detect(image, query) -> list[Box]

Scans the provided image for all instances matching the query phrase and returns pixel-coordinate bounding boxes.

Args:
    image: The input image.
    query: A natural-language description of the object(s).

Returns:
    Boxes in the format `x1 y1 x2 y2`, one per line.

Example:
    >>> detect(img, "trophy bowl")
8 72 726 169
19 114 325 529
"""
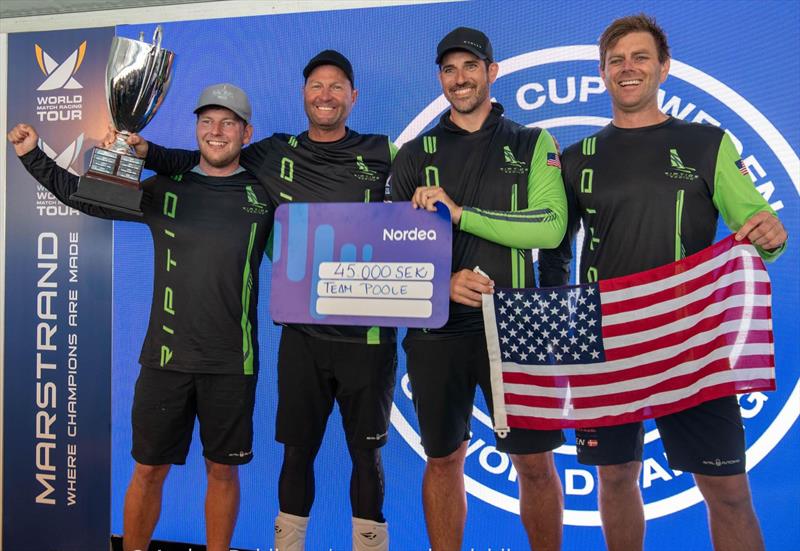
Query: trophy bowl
70 26 175 216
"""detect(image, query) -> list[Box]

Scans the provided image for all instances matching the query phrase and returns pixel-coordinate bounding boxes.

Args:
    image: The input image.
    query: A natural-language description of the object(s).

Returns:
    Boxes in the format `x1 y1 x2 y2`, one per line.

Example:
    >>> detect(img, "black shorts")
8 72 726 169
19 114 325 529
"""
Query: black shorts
131 366 257 466
403 333 564 458
575 395 746 476
275 326 397 449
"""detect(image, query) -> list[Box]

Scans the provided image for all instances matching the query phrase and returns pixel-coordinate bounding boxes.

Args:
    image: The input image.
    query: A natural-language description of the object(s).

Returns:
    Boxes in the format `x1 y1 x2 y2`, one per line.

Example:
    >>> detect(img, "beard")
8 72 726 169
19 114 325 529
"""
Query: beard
447 83 489 114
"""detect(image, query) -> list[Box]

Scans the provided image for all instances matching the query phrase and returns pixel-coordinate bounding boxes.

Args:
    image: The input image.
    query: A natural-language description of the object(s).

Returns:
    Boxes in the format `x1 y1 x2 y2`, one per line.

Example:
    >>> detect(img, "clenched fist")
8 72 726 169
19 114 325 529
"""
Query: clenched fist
7 123 39 157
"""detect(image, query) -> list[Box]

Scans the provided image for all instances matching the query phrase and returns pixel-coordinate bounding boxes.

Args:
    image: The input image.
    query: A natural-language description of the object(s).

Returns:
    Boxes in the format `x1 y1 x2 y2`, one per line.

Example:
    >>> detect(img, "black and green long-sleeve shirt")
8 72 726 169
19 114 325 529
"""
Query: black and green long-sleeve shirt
145 128 397 344
20 147 273 375
538 117 784 287
390 103 567 336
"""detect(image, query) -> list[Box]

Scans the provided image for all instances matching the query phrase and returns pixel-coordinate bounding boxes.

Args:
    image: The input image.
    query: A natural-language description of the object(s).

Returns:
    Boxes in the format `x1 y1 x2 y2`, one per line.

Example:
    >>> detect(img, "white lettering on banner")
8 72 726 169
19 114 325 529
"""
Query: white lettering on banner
67 230 79 505
382 228 437 241
516 77 605 110
740 392 768 418
565 469 595 496
35 93 82 122
68 232 78 284
36 232 58 505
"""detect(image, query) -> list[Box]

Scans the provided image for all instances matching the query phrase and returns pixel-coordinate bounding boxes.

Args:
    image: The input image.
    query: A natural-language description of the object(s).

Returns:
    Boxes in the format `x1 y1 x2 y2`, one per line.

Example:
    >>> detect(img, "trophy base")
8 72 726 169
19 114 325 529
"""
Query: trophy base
69 146 145 216
71 175 144 217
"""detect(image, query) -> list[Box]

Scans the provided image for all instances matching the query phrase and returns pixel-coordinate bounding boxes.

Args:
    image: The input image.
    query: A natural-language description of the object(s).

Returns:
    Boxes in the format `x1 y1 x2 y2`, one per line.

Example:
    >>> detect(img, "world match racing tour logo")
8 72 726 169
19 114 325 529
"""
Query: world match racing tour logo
391 44 798 527
35 40 86 122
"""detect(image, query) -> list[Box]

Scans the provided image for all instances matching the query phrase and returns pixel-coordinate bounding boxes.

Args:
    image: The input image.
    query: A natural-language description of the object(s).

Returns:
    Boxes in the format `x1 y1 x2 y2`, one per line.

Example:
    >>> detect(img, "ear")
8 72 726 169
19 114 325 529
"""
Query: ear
659 57 671 84
242 123 254 145
351 88 358 106
598 62 605 81
487 62 499 84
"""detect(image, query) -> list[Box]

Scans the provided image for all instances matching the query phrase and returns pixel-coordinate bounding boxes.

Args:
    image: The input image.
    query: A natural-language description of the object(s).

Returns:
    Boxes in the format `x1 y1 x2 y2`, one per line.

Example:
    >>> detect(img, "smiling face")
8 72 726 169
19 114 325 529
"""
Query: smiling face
601 31 670 124
303 64 357 141
438 50 498 116
195 106 252 175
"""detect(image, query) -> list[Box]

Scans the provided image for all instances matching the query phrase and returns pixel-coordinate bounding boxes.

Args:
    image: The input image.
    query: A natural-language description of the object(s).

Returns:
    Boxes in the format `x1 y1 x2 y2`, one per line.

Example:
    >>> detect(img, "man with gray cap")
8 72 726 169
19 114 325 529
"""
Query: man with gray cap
390 27 567 550
133 51 395 551
8 83 272 551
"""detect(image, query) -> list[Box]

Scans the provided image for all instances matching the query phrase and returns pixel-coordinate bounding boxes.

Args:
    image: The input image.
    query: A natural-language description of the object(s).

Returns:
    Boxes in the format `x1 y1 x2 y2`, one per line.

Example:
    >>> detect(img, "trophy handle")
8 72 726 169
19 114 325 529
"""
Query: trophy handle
152 25 163 51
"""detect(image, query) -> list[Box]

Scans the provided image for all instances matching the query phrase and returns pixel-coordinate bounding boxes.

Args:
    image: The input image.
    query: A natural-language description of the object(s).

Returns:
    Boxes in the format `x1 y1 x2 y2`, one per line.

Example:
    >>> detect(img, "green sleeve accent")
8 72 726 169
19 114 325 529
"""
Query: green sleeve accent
712 133 785 262
388 139 399 162
459 129 567 249
366 326 381 344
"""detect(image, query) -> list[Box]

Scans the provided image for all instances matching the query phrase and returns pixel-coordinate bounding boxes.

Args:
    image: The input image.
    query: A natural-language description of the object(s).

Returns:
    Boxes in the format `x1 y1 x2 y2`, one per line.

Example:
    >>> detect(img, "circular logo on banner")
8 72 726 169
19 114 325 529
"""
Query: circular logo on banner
390 45 799 526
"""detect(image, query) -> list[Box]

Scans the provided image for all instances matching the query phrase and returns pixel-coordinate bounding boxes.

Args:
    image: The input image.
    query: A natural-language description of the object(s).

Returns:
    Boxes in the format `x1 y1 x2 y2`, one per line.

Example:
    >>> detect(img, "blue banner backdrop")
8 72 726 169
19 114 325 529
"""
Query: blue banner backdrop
4 27 115 551
109 2 799 549
18 1 791 550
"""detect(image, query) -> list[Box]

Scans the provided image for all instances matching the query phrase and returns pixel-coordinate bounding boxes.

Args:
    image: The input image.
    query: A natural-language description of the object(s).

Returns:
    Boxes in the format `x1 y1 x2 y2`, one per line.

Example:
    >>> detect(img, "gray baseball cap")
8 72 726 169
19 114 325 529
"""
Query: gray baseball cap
194 83 252 123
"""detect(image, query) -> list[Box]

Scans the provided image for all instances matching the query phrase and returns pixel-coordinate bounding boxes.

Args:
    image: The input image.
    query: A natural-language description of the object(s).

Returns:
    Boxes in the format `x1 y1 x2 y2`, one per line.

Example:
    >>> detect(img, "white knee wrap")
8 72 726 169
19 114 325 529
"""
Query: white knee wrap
352 517 388 551
274 511 308 551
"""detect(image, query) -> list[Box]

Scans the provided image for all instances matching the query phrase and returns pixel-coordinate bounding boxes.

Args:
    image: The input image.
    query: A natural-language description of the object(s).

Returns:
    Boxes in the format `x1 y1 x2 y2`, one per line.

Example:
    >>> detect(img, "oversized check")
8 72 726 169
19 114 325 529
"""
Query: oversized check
269 202 452 328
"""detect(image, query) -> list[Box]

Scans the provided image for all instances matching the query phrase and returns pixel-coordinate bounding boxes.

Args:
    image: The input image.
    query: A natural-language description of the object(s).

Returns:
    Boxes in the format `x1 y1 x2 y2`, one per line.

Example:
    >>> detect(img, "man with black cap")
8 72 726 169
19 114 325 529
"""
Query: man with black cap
390 27 567 550
8 83 272 551
136 50 395 551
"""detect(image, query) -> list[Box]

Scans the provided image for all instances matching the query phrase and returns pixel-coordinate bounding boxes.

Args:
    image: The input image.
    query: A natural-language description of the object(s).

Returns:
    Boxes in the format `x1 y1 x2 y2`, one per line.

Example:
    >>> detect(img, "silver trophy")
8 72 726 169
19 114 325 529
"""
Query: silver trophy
71 26 175 215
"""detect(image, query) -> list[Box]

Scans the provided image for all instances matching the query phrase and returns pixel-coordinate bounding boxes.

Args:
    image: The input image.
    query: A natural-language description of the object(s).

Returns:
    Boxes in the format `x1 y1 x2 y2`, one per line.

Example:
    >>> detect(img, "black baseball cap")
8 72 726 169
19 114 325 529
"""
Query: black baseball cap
436 27 493 65
303 50 354 86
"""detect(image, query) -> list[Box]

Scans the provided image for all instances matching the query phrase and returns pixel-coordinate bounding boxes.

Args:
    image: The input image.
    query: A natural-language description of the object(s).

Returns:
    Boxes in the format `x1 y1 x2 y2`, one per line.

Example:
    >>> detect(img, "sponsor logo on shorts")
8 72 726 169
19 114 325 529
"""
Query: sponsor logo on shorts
365 430 388 441
702 457 742 467
227 450 253 458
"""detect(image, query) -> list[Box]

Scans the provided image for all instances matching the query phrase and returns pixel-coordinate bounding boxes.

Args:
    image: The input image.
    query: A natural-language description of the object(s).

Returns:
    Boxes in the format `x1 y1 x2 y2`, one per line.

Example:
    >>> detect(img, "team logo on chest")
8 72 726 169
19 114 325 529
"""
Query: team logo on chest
664 148 700 181
242 185 269 214
353 154 380 181
500 145 528 174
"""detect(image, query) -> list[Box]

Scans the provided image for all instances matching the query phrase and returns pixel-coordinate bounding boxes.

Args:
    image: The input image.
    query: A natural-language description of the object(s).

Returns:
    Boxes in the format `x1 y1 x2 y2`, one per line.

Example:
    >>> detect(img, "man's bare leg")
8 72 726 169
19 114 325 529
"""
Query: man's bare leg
511 451 563 551
597 462 645 551
205 459 240 551
123 462 171 551
695 473 764 551
422 441 467 551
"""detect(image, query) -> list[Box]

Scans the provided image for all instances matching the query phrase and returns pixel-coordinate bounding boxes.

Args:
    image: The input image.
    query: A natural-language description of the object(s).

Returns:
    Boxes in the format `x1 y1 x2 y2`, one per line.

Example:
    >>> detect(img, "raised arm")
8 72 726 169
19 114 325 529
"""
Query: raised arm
8 123 142 221
144 141 200 175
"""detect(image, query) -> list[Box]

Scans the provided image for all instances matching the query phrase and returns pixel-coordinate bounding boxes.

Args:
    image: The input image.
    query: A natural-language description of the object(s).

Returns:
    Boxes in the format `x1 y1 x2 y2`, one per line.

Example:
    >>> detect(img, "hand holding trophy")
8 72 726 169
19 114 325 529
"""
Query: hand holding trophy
70 26 175 215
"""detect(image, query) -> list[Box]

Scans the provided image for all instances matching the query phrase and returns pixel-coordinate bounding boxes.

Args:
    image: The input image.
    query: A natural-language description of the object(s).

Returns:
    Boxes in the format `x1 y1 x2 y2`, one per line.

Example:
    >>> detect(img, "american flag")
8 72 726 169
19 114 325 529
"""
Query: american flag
482 236 775 433
546 152 561 169
735 158 750 176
